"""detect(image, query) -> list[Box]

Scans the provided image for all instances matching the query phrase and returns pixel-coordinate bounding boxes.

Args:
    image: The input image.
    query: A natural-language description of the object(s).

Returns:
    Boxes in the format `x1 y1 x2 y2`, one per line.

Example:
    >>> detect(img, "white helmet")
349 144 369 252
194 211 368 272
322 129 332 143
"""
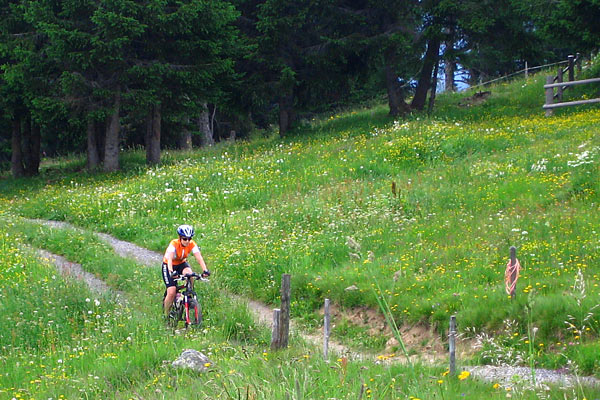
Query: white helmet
177 224 195 238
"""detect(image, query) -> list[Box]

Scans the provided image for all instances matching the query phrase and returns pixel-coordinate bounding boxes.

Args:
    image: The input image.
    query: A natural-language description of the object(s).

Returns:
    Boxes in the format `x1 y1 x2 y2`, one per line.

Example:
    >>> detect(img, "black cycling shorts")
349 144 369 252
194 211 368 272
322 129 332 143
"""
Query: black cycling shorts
161 262 191 288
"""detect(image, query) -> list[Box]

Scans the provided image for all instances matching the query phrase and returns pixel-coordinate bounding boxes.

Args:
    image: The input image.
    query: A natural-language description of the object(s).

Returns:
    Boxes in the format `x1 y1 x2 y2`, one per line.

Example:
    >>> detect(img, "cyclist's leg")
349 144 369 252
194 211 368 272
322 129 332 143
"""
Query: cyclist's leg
162 263 177 316
180 262 195 295
180 261 193 276
164 286 177 316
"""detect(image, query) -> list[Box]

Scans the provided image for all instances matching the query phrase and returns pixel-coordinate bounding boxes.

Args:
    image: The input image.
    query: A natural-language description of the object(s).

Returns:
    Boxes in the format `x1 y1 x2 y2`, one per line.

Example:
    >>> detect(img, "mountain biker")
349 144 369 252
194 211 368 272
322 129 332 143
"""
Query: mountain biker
162 224 210 317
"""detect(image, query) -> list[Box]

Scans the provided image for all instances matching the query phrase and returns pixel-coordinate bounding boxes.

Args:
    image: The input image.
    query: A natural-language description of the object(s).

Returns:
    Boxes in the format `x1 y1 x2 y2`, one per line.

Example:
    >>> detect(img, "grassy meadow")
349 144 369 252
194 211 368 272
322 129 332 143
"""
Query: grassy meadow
1 63 600 399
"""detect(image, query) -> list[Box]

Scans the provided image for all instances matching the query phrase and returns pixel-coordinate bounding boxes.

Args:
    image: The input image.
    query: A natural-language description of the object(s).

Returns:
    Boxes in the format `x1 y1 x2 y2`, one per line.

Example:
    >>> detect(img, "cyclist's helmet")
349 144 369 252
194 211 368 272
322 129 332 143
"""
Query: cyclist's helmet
177 224 195 238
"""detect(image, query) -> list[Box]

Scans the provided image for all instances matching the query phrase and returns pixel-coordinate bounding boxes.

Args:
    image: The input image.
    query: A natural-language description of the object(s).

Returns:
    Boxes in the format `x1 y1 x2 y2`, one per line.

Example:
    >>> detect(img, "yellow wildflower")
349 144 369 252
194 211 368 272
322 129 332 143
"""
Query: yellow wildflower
458 371 470 380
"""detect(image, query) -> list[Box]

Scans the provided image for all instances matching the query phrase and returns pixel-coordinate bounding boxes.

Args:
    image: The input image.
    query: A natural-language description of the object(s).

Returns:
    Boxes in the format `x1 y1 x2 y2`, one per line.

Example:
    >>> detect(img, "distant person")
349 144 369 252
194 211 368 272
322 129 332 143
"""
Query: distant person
162 224 210 317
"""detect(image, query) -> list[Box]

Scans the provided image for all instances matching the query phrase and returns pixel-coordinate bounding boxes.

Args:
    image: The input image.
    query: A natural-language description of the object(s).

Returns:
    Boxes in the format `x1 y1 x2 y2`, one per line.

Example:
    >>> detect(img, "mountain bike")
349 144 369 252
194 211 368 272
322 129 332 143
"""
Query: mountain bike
165 272 208 329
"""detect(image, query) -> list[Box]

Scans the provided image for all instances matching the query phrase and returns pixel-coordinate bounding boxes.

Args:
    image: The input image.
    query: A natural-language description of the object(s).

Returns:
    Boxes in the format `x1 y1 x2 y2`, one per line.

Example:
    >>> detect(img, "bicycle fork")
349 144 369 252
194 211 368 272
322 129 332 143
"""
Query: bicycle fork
184 295 198 325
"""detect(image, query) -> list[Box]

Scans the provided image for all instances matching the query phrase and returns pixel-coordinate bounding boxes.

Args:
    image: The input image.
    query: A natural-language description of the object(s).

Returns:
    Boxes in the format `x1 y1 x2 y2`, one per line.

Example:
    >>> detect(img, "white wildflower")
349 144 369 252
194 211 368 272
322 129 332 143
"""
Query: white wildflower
530 159 548 172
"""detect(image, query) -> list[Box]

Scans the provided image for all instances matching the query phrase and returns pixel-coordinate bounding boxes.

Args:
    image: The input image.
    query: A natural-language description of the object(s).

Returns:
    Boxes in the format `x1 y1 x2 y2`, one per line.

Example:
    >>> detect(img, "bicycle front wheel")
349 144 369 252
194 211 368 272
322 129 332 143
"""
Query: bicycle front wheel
185 298 202 328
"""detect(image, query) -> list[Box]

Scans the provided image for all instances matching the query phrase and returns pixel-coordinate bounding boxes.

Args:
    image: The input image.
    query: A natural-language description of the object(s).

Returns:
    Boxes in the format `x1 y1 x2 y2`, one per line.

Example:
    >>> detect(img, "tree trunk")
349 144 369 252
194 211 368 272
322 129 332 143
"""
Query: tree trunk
198 102 214 147
87 118 100 170
384 49 410 117
145 103 161 165
469 68 485 86
445 59 456 92
228 130 236 141
178 117 193 150
96 119 105 162
179 130 192 149
21 116 32 172
11 117 25 178
23 119 41 176
444 37 456 92
411 37 441 110
427 55 440 115
278 89 295 137
103 89 121 172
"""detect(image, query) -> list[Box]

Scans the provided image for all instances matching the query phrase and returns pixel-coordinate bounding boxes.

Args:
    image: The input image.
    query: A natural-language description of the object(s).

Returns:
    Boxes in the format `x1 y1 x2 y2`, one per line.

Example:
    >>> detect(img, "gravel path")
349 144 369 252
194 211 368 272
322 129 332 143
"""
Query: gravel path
33 219 162 266
30 219 600 389
34 248 125 302
32 219 357 356
465 365 600 388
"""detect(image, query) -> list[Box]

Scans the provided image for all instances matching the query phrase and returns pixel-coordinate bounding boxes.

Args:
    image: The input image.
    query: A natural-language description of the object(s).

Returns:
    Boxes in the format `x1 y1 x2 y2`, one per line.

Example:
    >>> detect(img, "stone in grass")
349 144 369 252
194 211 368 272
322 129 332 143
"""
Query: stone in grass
172 349 213 373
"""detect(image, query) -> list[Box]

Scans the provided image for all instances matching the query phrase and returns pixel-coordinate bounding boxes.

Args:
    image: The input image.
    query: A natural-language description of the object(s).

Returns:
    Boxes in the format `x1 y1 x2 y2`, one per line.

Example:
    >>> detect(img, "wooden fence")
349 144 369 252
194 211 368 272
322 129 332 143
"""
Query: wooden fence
270 246 522 376
270 274 291 350
466 53 581 92
543 53 600 116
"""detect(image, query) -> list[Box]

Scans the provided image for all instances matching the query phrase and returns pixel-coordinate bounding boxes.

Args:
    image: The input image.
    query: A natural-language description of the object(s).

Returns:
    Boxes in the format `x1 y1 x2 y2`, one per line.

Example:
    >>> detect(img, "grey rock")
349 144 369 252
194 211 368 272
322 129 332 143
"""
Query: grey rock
346 237 361 252
172 349 212 373
367 251 375 262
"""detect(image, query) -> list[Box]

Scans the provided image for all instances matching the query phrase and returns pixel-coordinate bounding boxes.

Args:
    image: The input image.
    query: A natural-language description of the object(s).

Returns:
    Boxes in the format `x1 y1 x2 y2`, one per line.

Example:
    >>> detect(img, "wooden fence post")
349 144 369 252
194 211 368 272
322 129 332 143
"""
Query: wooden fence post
270 308 281 350
279 274 291 348
449 315 457 376
568 55 575 82
576 52 582 75
510 246 517 300
557 67 564 102
545 76 554 117
525 61 528 79
324 298 330 359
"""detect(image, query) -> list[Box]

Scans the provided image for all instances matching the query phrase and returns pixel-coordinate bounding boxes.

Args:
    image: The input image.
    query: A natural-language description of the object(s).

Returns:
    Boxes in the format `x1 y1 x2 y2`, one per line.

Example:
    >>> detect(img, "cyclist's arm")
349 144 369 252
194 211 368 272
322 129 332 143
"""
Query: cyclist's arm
164 246 175 273
193 251 208 274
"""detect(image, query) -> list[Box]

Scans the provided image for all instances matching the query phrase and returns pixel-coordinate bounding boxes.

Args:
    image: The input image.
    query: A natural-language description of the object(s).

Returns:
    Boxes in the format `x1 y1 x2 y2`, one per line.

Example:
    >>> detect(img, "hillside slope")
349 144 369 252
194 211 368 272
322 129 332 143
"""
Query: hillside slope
1 64 600 398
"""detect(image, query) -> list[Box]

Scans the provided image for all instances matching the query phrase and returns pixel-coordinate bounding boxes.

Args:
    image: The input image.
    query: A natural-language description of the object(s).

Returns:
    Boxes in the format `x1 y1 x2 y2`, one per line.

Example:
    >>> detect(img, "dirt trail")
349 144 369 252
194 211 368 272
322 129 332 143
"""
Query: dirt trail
35 248 124 302
30 219 600 388
32 219 358 357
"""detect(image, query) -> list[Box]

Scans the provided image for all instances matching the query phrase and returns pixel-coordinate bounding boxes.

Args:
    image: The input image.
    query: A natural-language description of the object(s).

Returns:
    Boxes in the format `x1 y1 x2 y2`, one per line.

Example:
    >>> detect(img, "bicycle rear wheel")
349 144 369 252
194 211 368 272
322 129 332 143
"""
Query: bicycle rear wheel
168 304 182 328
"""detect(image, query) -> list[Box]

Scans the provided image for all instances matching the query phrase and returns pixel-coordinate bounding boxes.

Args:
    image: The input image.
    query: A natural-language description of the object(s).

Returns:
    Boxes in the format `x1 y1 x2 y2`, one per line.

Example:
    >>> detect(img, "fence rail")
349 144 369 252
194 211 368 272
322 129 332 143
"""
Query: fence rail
466 60 568 92
544 76 600 89
466 51 588 92
543 53 600 116
543 97 600 110
544 76 600 115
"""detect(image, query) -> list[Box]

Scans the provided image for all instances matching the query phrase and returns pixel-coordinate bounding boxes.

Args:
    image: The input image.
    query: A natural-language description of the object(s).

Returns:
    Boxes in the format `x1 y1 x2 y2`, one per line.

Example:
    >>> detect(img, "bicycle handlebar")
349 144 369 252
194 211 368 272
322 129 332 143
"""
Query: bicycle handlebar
172 272 209 282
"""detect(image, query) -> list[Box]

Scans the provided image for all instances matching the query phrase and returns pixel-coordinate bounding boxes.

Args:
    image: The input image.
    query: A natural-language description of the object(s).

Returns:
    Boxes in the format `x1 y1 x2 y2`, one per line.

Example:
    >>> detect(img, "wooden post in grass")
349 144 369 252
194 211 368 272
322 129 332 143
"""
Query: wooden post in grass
449 315 457 376
557 67 564 102
510 246 517 299
270 308 281 350
568 55 575 82
545 76 554 117
279 274 291 348
324 298 330 358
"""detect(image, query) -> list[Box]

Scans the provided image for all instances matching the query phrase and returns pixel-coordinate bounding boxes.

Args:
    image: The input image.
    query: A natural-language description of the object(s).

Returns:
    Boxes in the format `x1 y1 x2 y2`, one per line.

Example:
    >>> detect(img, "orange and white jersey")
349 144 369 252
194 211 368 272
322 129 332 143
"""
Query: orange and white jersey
163 239 200 265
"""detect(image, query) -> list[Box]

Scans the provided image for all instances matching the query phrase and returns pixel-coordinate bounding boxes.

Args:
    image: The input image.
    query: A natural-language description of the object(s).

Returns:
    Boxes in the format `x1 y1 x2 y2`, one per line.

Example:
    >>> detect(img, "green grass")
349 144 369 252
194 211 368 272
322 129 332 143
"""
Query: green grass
1 64 600 398
4 219 582 400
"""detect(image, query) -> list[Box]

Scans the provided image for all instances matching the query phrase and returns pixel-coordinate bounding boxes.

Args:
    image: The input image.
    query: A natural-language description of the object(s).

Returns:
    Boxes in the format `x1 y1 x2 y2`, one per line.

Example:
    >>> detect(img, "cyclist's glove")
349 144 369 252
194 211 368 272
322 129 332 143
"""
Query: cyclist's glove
201 269 211 277
170 271 179 279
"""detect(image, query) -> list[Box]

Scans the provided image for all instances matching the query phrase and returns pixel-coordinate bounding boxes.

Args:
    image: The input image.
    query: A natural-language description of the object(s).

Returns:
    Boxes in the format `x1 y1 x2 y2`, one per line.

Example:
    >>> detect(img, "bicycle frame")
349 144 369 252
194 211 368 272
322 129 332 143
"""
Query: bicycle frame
169 272 208 328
